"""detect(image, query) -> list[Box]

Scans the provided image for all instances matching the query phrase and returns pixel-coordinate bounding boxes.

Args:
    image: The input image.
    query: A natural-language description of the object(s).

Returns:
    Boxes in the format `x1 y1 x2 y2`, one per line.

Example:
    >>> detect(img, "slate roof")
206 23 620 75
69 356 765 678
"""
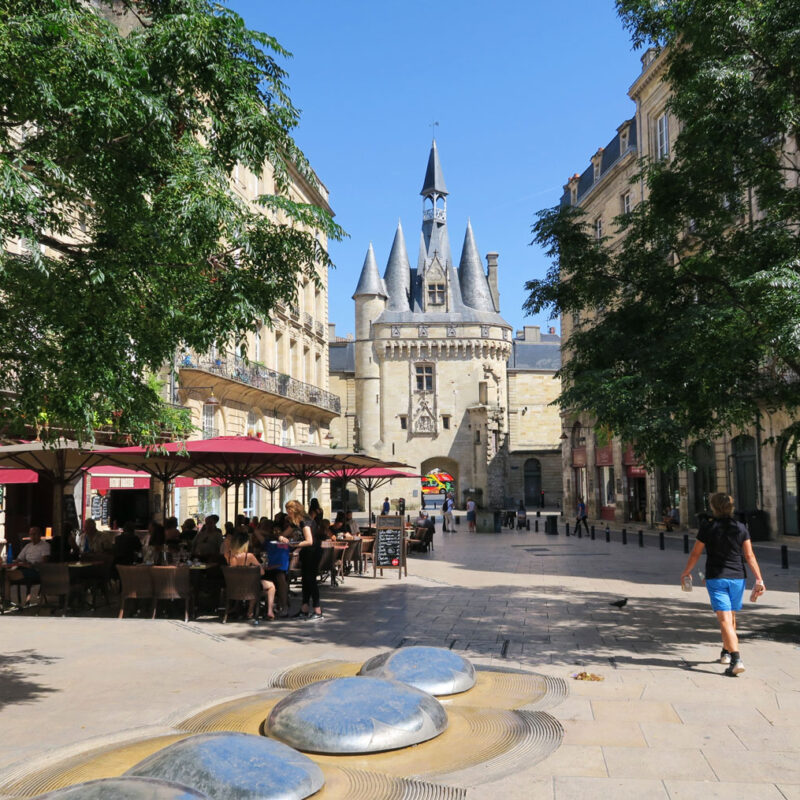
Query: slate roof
353 243 387 299
561 118 638 206
420 139 448 196
329 341 355 373
507 342 561 371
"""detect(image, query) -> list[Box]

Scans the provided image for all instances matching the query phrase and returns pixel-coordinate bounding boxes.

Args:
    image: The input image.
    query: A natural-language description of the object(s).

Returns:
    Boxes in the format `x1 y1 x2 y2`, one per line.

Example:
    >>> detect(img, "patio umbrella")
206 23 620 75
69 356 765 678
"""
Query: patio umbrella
0 440 112 547
97 436 344 522
316 466 420 521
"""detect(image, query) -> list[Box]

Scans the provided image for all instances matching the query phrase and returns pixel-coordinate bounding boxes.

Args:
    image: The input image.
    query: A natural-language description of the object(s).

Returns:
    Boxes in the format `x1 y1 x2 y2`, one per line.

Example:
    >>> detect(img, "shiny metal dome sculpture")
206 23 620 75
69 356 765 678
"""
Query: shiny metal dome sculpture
266 676 448 754
32 777 208 800
359 646 477 695
125 732 324 800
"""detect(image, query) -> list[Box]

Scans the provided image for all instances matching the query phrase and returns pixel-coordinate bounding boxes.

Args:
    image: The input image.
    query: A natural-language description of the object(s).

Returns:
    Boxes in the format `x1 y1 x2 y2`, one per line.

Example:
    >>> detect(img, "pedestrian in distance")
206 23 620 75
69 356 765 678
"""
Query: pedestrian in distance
575 497 590 535
443 492 455 533
680 493 765 676
466 496 477 533
381 497 391 515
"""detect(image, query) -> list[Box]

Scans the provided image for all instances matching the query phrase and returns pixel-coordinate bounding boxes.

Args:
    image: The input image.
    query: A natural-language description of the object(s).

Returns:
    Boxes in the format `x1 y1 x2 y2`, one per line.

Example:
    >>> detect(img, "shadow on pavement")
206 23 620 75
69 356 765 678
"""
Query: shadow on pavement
0 649 59 710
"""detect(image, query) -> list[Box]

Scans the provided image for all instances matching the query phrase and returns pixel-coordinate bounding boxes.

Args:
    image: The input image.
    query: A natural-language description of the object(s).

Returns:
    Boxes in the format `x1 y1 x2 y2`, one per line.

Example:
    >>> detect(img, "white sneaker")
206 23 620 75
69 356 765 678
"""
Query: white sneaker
725 658 745 676
718 648 731 664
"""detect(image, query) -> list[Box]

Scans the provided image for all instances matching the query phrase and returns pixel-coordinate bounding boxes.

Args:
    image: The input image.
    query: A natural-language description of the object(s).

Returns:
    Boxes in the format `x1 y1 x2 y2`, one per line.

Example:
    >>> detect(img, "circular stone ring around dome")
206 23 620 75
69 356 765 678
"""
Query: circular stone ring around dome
359 646 476 696
266 676 448 754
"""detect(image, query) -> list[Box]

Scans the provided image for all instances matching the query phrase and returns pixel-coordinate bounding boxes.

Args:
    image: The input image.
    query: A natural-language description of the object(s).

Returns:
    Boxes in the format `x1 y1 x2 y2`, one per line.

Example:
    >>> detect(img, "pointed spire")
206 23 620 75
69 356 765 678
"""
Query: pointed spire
417 231 427 271
353 243 387 299
458 221 495 311
384 221 411 310
420 139 448 197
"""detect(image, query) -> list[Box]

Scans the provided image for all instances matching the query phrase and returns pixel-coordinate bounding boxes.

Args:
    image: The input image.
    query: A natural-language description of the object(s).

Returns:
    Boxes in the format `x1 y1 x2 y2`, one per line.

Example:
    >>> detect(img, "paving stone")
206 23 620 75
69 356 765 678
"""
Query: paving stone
561 720 646 748
701 748 800 783
602 747 716 781
663 780 786 799
553 776 668 799
591 700 681 723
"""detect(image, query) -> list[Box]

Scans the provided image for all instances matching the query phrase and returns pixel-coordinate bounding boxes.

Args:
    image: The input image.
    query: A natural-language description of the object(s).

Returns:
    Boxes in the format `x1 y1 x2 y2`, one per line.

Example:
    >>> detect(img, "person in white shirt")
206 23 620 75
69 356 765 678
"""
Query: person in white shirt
16 526 50 605
443 493 455 533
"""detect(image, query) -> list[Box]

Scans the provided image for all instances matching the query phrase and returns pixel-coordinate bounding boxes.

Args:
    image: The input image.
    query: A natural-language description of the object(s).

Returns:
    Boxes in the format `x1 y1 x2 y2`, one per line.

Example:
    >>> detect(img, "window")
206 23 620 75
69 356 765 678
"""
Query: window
620 131 628 152
474 429 481 444
202 404 217 439
442 415 451 430
622 192 631 215
400 415 407 430
598 466 615 506
593 162 601 182
427 283 445 305
415 364 433 392
595 217 603 240
656 113 670 159
253 326 261 361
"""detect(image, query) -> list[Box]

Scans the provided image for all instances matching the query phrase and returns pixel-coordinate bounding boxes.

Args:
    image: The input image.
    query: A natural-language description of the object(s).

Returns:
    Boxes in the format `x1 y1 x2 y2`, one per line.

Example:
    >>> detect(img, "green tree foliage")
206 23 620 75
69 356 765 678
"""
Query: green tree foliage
525 0 800 468
0 0 343 443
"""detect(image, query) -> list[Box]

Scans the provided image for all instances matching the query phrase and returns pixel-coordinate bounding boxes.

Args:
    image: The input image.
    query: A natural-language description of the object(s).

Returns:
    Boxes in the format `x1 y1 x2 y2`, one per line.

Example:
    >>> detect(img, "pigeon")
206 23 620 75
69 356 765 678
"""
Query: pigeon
609 598 628 608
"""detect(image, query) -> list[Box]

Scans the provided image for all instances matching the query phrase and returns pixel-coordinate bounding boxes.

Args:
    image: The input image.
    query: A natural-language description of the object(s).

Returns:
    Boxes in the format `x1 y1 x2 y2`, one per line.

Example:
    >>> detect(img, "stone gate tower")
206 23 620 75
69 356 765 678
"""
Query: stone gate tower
352 141 513 507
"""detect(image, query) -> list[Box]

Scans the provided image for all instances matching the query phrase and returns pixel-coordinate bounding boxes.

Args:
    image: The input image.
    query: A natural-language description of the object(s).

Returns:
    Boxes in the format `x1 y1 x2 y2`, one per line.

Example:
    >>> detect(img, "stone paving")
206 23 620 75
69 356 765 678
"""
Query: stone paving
0 520 798 799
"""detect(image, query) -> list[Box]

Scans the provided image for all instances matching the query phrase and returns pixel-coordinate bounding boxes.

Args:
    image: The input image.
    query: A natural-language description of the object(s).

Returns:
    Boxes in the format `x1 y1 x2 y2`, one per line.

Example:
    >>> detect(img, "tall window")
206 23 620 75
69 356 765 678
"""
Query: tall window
622 192 632 215
691 441 716 516
427 283 445 305
656 113 670 159
415 364 433 392
202 404 217 439
595 217 603 240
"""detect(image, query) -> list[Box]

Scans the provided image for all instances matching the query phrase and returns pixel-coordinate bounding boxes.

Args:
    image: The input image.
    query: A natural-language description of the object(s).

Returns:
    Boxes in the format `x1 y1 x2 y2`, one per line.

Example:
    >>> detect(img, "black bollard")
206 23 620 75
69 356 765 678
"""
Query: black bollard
605 526 610 542
590 525 595 540
638 530 644 548
578 523 582 538
565 521 570 536
622 528 627 545
527 519 531 531
535 519 539 533
683 534 689 554
659 531 665 550
781 545 789 569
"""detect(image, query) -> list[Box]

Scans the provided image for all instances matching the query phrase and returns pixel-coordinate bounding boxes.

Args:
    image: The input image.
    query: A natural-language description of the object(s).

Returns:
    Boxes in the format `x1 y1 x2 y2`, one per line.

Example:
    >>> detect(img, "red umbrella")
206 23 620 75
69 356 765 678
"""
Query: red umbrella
96 436 342 521
315 466 420 521
0 468 39 484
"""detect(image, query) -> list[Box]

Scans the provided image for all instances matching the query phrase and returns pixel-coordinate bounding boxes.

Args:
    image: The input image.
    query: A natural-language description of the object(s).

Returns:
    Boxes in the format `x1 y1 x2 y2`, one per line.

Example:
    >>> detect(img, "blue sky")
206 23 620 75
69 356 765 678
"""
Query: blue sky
228 1 644 338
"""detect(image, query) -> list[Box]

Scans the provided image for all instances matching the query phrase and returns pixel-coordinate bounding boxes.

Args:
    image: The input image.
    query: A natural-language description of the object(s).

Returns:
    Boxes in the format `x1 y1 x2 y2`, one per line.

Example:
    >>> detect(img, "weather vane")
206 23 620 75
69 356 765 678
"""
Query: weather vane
430 120 439 139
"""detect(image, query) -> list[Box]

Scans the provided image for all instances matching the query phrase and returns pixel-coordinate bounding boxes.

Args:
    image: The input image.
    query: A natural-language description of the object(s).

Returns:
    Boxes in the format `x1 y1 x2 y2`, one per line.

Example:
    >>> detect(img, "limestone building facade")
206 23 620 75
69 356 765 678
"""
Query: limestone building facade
329 143 562 512
559 49 799 539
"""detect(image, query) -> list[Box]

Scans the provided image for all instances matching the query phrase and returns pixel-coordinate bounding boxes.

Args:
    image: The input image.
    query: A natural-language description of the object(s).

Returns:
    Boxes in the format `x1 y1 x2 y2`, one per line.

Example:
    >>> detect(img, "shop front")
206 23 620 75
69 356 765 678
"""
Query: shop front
624 446 647 522
595 445 616 521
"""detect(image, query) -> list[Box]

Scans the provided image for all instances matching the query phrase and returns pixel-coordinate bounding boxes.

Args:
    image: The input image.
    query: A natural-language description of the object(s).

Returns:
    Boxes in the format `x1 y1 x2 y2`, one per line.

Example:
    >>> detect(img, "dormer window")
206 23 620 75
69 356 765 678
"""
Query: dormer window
593 162 601 182
427 283 445 305
620 130 628 153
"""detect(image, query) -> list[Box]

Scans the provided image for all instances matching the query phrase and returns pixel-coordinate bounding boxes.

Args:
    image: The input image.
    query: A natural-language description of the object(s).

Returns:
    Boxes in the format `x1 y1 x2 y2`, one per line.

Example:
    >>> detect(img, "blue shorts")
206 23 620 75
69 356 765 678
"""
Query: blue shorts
705 578 745 612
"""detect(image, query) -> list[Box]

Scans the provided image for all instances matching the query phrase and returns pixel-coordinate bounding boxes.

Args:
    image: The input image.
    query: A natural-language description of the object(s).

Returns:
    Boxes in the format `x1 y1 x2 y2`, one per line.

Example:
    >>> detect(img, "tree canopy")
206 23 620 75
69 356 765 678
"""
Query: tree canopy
525 0 800 468
0 0 343 443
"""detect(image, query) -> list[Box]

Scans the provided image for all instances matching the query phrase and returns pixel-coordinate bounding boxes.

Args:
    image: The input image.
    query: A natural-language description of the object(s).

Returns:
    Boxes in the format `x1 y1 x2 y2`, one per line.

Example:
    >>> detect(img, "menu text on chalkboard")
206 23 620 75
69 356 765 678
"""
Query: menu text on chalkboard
374 515 406 579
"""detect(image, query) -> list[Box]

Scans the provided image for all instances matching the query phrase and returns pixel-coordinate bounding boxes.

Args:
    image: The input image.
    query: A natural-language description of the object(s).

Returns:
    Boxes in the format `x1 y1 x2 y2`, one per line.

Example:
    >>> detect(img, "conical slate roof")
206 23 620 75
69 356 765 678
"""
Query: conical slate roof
353 243 387 299
384 222 411 310
458 220 495 311
417 231 427 271
420 139 448 196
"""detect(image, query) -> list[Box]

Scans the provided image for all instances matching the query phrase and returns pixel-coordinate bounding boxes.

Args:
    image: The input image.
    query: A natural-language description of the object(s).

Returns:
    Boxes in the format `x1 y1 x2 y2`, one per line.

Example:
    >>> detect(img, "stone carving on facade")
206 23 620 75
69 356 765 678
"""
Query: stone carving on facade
418 325 429 337
447 325 457 337
481 325 490 338
412 396 436 435
391 325 401 337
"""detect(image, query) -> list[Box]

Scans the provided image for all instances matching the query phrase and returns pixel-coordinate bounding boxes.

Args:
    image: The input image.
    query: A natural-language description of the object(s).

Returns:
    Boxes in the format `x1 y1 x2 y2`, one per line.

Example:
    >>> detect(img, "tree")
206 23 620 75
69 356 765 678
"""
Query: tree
0 0 343 443
525 0 800 468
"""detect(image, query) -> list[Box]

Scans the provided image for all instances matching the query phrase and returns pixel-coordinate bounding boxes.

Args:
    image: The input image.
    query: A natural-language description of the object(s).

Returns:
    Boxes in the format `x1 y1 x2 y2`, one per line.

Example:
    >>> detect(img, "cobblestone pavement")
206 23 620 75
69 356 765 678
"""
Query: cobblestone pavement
1 521 798 799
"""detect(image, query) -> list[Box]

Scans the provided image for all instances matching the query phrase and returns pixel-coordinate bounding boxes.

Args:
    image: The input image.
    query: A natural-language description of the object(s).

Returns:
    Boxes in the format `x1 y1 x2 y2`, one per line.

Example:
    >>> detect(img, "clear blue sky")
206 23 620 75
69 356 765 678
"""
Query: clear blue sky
228 1 644 338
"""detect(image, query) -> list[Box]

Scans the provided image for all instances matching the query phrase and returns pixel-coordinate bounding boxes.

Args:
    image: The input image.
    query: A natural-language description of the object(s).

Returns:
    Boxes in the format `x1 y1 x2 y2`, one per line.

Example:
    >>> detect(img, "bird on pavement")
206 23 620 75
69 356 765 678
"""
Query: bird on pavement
609 598 628 608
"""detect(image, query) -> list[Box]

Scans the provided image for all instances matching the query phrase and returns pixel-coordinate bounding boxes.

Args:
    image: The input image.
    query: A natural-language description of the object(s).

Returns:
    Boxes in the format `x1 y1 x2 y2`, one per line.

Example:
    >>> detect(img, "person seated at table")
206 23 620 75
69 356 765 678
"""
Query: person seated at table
330 512 347 538
164 517 181 547
15 526 51 605
250 518 273 557
416 510 435 535
225 530 276 620
250 515 260 531
78 519 100 554
49 529 79 563
112 520 142 568
663 505 680 532
308 498 324 525
192 515 223 563
516 500 527 530
264 528 291 617
344 510 360 538
179 518 197 545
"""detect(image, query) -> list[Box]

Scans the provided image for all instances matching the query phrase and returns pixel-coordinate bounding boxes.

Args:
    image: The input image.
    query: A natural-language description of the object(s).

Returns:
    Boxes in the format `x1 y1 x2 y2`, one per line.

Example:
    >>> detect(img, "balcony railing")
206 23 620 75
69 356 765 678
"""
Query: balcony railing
179 349 341 415
302 311 314 330
315 320 324 338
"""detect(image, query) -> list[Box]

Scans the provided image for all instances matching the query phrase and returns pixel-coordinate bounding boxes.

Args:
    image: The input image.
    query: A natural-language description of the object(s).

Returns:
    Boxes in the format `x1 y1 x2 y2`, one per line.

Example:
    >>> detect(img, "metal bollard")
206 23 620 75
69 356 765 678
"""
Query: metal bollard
577 522 582 538
683 534 689 554
622 528 627 545
527 519 531 531
605 526 610 542
590 525 595 540
781 545 789 569
535 519 539 533
659 531 665 551
638 530 644 548
565 522 570 536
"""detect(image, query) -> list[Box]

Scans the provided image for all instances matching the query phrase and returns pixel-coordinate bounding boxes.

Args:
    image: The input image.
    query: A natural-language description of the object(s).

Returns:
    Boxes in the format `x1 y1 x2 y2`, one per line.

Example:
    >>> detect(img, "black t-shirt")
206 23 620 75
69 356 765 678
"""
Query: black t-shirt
697 517 750 579
298 516 322 560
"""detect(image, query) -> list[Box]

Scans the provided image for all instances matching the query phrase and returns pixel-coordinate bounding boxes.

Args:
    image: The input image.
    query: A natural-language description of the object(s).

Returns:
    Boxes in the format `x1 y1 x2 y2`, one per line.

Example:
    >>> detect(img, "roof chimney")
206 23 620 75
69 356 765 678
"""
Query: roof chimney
485 252 499 312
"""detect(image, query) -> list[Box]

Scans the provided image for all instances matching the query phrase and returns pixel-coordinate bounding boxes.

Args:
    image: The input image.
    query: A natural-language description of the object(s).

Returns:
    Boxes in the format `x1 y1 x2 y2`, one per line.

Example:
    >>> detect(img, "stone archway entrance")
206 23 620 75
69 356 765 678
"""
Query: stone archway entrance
420 456 459 510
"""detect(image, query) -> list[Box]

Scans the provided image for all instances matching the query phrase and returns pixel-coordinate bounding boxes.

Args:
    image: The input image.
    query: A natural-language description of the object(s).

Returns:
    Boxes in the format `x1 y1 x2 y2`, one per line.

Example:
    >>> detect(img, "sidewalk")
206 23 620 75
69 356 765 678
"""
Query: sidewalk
0 526 798 799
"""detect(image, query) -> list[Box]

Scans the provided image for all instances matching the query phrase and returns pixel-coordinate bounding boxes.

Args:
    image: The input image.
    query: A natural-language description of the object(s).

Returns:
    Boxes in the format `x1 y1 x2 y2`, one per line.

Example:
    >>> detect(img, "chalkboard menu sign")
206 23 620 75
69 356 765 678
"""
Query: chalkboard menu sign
374 515 406 579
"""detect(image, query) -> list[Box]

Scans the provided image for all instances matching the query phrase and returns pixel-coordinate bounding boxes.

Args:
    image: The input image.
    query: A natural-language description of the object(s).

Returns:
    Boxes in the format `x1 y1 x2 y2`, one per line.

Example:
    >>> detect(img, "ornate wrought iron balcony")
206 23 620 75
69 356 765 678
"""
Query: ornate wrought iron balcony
179 350 341 415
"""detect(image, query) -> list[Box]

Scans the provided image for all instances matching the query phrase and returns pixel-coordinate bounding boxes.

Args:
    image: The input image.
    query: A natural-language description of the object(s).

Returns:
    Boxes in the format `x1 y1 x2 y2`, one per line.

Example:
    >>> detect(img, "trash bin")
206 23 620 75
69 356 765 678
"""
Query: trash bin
545 515 558 535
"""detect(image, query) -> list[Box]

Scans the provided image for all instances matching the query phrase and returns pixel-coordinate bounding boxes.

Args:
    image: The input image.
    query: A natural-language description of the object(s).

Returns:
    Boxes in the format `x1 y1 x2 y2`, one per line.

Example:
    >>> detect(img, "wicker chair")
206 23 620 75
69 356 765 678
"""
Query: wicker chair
37 563 82 616
117 565 154 619
151 566 192 622
220 566 263 624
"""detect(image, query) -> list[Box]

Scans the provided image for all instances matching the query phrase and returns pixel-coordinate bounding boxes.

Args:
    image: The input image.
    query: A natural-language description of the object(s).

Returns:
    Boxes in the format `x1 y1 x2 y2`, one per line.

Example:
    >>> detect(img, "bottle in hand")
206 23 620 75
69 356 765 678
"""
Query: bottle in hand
681 574 692 592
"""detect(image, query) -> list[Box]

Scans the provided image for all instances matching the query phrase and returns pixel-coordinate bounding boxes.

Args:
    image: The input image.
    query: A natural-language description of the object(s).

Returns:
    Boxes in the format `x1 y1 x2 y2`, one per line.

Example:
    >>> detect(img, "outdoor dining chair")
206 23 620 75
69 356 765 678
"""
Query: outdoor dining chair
37 563 83 616
220 565 263 624
117 565 154 619
151 565 192 622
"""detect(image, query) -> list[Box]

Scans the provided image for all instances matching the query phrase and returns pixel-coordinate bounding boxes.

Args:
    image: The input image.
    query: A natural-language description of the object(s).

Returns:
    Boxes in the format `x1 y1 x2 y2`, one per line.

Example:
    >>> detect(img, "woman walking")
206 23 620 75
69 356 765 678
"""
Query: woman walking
681 493 765 676
286 500 324 621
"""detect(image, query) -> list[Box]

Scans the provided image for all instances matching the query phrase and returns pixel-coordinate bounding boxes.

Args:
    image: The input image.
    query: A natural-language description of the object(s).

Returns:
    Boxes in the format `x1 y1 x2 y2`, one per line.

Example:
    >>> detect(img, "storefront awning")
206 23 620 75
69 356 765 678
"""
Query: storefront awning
0 468 38 484
87 466 151 490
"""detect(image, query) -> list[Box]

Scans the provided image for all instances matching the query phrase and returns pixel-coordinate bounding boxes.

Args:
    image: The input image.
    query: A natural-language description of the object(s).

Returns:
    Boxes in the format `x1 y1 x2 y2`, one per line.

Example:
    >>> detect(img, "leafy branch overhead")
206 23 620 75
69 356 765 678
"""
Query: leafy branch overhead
0 0 344 443
525 0 800 468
